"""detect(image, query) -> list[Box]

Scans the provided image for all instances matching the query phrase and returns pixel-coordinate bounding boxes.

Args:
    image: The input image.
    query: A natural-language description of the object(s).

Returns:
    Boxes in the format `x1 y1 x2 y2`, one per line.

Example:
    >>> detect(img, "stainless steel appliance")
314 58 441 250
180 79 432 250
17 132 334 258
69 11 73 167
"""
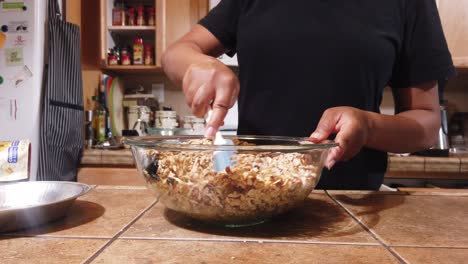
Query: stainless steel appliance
437 100 450 152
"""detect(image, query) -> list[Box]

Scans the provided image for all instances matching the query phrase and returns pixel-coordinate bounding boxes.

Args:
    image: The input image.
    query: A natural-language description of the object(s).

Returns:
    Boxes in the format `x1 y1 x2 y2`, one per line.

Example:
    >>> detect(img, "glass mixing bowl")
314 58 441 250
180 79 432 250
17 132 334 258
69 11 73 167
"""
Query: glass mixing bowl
124 135 337 227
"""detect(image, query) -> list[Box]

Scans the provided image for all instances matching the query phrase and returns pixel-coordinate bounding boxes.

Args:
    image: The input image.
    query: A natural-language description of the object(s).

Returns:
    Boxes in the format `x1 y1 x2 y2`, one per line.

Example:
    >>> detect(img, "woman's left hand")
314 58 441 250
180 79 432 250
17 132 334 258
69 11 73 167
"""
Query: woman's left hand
309 107 371 169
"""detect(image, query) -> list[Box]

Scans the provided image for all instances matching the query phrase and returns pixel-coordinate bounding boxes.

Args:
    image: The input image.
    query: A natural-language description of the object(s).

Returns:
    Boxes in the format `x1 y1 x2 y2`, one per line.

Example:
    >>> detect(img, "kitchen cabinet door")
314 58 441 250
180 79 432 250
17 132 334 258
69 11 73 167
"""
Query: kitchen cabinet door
438 0 468 69
162 0 209 57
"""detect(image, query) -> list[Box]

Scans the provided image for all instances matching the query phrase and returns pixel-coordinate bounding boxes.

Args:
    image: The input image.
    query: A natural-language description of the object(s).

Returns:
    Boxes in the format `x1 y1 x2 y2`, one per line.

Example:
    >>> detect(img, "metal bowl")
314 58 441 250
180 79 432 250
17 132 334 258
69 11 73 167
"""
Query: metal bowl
0 181 92 232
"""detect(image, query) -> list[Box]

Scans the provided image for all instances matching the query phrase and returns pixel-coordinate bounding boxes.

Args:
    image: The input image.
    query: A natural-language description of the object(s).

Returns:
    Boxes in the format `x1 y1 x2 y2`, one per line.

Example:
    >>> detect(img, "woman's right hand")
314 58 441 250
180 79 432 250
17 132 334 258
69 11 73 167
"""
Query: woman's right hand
182 57 239 138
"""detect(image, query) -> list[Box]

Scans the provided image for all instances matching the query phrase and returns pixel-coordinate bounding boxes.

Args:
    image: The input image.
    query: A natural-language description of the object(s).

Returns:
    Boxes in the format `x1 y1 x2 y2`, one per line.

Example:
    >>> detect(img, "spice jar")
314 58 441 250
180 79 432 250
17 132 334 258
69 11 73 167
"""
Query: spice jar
121 47 129 57
112 3 126 26
127 7 136 26
107 53 118 65
144 45 154 65
122 53 131 65
137 6 145 26
133 38 144 65
147 7 155 26
121 48 130 65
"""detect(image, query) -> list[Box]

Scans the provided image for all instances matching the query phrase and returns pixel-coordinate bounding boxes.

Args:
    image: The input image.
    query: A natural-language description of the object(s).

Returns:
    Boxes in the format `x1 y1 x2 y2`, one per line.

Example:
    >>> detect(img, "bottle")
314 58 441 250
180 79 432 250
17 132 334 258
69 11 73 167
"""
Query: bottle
92 95 106 143
107 52 118 66
133 38 144 65
122 53 131 65
136 6 145 26
112 1 126 26
85 110 94 148
147 6 155 26
144 45 153 65
121 47 131 65
127 7 136 26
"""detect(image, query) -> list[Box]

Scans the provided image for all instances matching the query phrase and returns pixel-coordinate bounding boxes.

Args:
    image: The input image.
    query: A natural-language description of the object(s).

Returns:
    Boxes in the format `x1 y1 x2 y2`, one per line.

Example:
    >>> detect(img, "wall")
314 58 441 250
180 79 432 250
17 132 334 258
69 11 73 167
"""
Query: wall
118 73 192 116
381 75 468 119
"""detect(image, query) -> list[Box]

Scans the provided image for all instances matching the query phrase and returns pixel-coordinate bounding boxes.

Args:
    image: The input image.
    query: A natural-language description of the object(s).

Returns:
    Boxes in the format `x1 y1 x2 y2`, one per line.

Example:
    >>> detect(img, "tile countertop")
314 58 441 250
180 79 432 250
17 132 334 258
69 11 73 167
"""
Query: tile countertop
81 149 468 179
2 186 468 263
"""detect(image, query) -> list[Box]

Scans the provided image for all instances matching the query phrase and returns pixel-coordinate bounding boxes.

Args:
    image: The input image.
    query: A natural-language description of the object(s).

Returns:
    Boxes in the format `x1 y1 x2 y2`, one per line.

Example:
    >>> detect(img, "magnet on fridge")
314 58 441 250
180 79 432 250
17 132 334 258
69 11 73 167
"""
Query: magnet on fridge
1 2 25 12
7 21 28 33
22 6 27 11
1 25 8 32
0 76 4 85
13 35 26 46
5 47 23 66
0 32 6 49
9 65 32 88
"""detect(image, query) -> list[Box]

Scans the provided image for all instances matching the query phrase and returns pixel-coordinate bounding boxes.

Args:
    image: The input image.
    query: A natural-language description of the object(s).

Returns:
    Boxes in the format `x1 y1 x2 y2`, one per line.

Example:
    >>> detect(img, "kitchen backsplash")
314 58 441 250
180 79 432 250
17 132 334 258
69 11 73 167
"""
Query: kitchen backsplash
381 75 468 117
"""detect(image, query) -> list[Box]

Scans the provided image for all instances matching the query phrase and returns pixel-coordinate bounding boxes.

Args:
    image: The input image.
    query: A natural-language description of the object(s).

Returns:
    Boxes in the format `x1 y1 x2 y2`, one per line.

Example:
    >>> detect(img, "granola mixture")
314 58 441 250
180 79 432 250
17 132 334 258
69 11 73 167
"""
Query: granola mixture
142 139 320 223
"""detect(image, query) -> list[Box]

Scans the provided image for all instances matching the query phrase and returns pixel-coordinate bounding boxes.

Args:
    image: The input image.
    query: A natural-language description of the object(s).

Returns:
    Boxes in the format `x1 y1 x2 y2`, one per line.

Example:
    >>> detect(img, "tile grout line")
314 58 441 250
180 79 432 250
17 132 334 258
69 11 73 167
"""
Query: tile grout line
0 234 113 239
118 236 381 246
393 245 468 249
81 198 159 264
325 191 408 264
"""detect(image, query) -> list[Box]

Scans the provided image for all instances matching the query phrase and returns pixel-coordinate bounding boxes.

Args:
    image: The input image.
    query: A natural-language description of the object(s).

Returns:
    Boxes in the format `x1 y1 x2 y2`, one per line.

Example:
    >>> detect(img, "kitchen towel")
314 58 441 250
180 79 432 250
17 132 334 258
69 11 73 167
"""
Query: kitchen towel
37 0 84 181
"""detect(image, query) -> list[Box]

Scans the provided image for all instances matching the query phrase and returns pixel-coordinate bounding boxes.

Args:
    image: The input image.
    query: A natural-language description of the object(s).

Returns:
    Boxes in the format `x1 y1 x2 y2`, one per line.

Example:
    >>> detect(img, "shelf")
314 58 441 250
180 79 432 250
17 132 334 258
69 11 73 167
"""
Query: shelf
108 26 156 32
453 58 468 72
101 65 163 74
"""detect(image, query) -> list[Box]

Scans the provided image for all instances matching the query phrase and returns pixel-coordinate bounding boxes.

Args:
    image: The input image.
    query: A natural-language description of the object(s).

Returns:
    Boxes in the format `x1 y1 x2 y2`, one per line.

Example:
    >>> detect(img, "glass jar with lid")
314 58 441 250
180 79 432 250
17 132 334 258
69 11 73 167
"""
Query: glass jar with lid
127 106 151 130
155 110 178 129
182 115 205 134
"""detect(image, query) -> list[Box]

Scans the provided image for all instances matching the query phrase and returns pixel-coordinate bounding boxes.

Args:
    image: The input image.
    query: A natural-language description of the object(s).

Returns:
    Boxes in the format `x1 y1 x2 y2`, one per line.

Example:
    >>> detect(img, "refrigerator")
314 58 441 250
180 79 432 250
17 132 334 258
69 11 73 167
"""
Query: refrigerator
0 0 47 181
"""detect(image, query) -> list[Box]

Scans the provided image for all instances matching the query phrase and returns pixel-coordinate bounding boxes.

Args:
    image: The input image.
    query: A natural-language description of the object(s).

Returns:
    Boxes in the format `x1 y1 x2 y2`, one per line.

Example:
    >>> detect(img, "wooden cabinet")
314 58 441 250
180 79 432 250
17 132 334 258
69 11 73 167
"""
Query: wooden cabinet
99 0 208 74
437 0 468 69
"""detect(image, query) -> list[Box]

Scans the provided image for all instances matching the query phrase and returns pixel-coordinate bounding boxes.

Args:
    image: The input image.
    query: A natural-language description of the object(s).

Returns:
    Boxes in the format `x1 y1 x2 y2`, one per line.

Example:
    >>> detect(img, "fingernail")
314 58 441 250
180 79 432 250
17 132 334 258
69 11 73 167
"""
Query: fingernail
311 132 322 139
205 126 216 139
327 159 336 170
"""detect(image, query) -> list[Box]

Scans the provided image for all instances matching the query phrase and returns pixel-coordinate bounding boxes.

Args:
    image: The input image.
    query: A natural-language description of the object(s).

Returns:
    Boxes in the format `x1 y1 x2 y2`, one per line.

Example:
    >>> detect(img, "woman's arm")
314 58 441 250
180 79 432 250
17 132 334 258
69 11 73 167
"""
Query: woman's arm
162 25 240 138
310 81 440 169
367 81 440 152
162 25 225 87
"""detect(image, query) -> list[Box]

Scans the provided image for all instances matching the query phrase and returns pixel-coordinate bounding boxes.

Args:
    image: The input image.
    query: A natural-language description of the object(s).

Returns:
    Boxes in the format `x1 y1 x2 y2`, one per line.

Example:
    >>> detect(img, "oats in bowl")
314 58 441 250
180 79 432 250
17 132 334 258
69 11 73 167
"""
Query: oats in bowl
125 136 337 226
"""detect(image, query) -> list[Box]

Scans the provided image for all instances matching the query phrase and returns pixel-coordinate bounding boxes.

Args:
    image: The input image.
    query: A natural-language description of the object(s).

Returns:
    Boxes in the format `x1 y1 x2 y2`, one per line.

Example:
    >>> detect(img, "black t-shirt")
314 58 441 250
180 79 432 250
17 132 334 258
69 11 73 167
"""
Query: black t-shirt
199 0 455 190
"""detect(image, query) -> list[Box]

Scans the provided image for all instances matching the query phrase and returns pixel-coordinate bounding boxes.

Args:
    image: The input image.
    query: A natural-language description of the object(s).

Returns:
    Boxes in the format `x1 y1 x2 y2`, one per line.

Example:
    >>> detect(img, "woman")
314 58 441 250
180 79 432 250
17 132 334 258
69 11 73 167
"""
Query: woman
161 0 455 190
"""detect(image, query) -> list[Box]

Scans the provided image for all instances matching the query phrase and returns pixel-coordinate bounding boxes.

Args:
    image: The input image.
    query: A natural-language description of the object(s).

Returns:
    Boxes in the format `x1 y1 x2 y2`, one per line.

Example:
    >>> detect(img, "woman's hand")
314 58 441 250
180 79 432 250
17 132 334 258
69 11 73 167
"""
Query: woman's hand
182 58 239 138
309 107 371 169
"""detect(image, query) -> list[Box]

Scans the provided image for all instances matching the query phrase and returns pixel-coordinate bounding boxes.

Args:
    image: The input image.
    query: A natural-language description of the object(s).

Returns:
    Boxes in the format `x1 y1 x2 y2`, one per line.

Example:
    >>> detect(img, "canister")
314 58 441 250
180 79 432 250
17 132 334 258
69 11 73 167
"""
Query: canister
182 115 205 134
155 110 178 129
127 106 151 130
